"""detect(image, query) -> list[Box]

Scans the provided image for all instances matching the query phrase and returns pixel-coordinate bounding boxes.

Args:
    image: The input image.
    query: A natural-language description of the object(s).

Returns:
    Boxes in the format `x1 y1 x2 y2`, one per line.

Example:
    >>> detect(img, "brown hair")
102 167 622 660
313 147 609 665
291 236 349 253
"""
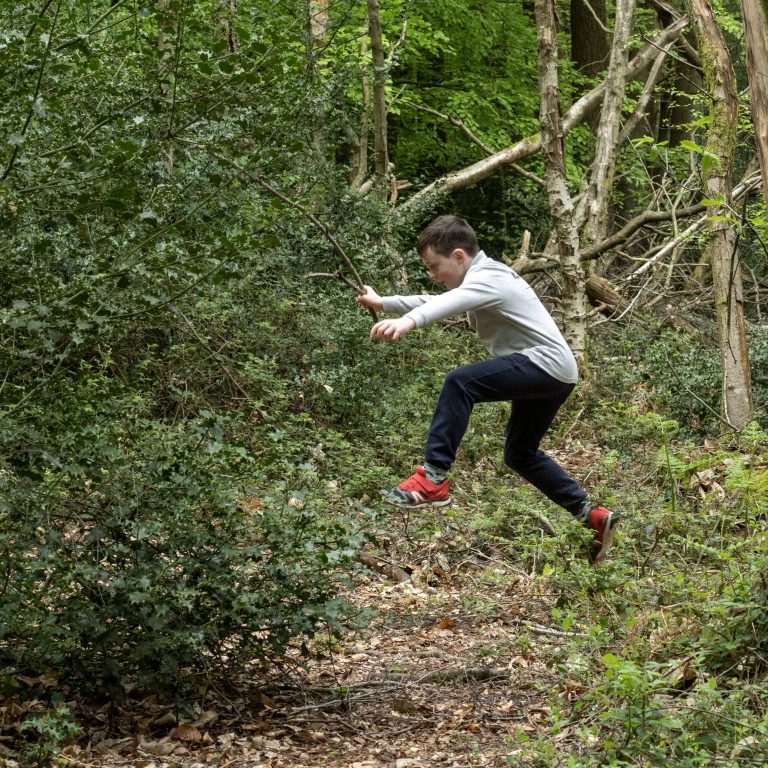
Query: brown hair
415 215 479 258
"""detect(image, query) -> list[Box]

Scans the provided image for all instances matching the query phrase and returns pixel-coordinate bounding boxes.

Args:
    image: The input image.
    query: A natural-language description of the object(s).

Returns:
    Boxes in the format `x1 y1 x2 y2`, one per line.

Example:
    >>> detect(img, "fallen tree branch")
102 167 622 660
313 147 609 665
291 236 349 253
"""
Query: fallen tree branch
412 666 508 684
618 44 672 144
510 619 585 638
401 101 545 187
356 551 412 583
398 17 688 215
621 172 762 282
581 203 706 261
512 172 761 277
282 666 508 715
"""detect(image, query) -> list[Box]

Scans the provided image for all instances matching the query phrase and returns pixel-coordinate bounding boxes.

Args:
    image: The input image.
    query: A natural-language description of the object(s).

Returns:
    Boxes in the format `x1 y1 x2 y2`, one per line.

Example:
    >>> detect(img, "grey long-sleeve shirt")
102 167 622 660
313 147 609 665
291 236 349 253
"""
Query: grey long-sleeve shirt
382 250 578 384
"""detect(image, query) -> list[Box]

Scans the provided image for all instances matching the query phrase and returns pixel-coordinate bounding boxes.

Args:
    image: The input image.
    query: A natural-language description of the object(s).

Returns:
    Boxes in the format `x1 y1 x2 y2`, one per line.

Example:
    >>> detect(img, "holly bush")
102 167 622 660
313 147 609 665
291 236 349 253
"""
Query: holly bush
0 377 368 698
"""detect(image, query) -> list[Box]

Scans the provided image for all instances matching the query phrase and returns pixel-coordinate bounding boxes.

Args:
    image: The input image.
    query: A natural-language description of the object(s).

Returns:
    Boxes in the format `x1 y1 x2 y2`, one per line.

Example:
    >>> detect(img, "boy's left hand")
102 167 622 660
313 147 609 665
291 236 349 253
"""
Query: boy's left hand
370 317 416 341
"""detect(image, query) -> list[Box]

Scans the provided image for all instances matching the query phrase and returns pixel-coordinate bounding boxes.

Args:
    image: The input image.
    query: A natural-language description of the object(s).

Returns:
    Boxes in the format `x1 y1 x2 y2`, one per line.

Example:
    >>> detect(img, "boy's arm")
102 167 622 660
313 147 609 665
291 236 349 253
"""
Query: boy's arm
382 294 432 316
404 279 501 328
357 286 431 316
356 285 384 313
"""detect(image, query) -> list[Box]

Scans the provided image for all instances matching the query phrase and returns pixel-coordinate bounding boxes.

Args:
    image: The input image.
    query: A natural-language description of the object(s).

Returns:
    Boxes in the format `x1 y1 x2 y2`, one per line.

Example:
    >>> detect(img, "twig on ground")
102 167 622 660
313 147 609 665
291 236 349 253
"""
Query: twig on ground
411 666 508 684
357 551 412 583
532 511 557 537
509 619 585 638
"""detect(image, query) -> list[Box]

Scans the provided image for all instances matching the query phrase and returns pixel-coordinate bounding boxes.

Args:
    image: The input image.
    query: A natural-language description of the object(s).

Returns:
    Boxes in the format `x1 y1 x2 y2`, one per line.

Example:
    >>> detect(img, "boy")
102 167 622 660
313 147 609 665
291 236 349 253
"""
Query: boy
357 215 618 563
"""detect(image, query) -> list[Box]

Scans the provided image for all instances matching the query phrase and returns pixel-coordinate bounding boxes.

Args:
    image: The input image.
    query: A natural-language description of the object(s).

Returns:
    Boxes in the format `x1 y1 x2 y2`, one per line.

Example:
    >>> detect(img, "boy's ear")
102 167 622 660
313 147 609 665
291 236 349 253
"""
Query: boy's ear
452 248 468 262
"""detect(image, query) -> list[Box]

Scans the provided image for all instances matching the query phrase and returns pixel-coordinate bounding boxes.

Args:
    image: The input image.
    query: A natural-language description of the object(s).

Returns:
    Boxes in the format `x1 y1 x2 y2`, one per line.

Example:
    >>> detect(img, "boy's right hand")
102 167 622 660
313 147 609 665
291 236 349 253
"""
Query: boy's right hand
356 285 384 313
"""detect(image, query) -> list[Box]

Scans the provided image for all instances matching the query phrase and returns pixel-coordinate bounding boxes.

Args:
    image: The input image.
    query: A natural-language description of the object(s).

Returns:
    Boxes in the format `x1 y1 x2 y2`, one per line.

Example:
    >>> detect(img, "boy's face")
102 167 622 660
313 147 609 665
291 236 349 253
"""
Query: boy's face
421 247 472 290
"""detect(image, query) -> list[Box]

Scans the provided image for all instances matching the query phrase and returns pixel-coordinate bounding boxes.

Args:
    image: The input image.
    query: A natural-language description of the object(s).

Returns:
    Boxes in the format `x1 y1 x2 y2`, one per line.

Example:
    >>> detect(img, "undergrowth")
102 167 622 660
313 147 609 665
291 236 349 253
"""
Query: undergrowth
3 222 768 766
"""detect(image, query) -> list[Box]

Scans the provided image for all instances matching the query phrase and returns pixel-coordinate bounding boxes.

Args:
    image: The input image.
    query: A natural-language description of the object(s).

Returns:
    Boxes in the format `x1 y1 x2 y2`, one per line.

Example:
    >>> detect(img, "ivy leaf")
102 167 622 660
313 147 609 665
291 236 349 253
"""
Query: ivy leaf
680 140 702 154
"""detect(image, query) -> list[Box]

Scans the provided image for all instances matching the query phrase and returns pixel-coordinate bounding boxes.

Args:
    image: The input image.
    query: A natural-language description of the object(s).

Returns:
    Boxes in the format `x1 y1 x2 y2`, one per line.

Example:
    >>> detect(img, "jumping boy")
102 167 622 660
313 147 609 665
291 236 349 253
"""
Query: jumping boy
356 215 618 563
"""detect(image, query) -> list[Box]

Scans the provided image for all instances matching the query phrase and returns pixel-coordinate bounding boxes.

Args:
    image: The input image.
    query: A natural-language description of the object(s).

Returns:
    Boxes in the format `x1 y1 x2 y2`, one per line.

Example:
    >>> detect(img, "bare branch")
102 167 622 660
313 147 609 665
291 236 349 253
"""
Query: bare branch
401 100 494 154
175 139 378 321
617 46 670 145
356 551 411 583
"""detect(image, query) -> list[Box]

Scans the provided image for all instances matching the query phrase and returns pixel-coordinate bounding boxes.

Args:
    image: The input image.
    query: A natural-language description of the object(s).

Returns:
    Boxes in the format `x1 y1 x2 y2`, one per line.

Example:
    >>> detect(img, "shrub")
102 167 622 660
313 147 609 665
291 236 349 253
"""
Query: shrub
0 378 369 699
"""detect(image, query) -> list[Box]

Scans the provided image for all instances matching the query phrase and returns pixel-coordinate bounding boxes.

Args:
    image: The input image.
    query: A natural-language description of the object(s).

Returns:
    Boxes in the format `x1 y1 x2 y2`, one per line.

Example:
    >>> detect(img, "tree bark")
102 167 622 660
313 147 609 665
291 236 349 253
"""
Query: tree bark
570 0 609 130
571 0 609 78
741 0 768 214
157 0 178 176
367 0 388 191
213 0 238 53
687 0 752 429
157 0 176 103
651 0 702 147
309 0 329 44
535 0 587 362
581 0 636 249
350 38 371 189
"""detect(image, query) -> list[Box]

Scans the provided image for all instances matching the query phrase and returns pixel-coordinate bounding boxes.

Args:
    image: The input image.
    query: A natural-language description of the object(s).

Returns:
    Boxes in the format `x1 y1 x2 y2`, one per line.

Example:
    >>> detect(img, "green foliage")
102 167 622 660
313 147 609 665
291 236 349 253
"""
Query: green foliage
562 655 768 766
385 0 540 179
20 706 82 768
0 386 368 696
1 14 768 768
0 0 379 701
493 360 768 767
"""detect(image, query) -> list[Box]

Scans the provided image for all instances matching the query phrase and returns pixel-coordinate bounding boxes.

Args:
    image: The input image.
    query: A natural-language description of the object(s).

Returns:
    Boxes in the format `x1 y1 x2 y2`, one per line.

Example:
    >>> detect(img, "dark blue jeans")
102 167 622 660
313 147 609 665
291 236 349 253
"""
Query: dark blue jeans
425 353 587 515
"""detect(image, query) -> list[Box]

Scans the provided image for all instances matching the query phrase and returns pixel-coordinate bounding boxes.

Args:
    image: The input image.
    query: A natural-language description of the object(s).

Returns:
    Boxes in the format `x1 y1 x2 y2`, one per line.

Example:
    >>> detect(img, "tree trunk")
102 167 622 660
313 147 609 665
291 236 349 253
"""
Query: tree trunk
157 0 177 176
350 38 370 189
367 0 388 191
665 58 701 147
571 0 609 78
570 0 609 130
213 0 238 53
157 0 176 103
581 0 637 250
741 0 768 214
304 0 330 159
687 0 752 429
309 0 329 44
535 0 587 363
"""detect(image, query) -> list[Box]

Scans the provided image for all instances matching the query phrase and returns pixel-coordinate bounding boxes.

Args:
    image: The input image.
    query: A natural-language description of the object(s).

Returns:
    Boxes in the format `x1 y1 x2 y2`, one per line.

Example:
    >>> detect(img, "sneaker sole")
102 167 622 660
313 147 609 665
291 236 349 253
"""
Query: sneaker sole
380 492 451 509
593 512 620 564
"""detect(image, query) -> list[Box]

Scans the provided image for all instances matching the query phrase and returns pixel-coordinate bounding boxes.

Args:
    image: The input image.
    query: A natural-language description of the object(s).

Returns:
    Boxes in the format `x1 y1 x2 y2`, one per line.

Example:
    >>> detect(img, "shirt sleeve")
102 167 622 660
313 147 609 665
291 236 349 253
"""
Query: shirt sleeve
382 294 433 316
403 278 504 328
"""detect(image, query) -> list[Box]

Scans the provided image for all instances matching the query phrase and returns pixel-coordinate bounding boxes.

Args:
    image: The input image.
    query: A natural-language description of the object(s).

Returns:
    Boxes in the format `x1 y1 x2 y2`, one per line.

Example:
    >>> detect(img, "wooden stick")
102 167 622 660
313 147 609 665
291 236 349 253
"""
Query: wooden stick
175 139 378 321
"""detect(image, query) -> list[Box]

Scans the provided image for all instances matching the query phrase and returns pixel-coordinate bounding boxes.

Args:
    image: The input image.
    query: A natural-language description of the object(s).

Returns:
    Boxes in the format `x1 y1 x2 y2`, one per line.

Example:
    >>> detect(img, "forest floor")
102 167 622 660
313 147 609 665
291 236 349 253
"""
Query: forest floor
42 486 605 768
57 568 575 768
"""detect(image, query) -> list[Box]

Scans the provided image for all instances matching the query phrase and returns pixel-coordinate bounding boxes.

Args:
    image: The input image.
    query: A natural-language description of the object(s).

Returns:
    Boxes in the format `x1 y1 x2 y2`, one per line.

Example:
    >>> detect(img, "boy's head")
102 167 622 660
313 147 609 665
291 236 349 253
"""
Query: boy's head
416 215 479 259
416 215 479 290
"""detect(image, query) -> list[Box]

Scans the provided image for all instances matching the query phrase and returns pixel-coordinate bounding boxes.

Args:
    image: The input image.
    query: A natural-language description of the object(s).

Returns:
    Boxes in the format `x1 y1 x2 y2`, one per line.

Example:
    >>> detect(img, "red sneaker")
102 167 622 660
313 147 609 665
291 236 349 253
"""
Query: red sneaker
585 506 619 564
380 466 451 508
